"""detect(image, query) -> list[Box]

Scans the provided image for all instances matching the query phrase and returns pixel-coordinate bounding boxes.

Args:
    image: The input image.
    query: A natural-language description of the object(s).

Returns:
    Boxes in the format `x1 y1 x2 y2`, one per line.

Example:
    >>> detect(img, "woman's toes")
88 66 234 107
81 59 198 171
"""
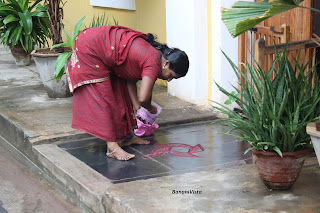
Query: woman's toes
121 136 150 146
127 154 135 160
107 145 135 161
143 140 150 144
133 137 150 145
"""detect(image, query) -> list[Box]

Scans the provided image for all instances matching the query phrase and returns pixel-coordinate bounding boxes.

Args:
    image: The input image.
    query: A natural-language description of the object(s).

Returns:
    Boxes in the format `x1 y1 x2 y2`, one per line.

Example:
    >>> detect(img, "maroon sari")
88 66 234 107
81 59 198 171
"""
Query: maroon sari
67 26 161 142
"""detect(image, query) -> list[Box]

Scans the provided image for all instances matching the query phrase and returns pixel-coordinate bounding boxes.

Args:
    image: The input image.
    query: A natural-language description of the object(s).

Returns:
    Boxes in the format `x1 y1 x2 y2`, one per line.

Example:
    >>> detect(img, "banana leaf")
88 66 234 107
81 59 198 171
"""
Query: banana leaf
221 0 320 38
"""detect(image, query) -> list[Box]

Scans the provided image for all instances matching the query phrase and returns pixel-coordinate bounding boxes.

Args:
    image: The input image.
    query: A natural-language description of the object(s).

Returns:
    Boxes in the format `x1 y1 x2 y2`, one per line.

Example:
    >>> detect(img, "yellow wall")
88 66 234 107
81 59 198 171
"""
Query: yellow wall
135 0 167 86
135 0 166 43
63 0 137 35
62 0 166 86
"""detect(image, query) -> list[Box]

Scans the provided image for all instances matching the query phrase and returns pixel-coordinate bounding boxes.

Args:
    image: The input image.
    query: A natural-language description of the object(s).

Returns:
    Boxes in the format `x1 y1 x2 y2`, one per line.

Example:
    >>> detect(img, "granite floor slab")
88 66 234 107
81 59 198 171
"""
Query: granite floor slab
58 122 252 183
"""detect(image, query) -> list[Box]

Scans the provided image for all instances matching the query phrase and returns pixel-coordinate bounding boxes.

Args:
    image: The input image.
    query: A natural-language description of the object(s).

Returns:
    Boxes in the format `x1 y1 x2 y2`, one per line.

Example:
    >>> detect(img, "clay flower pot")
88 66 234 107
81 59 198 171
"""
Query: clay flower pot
252 148 312 190
10 44 31 66
31 48 72 99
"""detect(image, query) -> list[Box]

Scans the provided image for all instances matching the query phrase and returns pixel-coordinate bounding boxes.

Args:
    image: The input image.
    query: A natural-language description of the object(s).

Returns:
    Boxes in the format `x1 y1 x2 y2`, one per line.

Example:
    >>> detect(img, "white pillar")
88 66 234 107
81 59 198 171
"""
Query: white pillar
211 0 253 107
166 0 208 105
211 0 240 107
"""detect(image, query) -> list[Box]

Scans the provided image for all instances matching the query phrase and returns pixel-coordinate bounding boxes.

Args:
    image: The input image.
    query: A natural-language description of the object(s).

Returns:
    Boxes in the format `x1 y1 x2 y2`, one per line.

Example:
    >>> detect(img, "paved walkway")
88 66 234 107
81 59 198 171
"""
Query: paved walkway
1 46 320 213
0 145 81 213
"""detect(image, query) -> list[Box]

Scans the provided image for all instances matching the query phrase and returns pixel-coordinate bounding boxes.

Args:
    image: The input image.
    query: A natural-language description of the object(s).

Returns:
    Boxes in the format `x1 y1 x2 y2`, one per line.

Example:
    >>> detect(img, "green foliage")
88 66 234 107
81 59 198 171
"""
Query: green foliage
87 13 118 28
221 0 320 38
0 0 50 52
224 91 241 105
50 16 85 81
212 47 320 157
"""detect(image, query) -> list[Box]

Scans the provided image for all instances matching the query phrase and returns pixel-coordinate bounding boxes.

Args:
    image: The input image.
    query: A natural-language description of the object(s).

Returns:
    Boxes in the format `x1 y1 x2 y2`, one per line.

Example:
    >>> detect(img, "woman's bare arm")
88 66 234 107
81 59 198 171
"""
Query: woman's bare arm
127 77 157 113
126 80 140 110
139 76 156 112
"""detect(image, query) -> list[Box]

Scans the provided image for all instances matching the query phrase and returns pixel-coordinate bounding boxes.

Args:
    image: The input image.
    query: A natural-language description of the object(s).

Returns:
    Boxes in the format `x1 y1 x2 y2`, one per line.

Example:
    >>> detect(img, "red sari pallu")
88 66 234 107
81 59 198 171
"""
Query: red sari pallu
67 26 161 142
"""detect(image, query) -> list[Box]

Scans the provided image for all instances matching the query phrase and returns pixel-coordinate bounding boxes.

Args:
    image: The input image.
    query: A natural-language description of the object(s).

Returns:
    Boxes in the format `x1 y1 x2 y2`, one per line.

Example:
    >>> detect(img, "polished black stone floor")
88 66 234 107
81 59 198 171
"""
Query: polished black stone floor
58 122 252 183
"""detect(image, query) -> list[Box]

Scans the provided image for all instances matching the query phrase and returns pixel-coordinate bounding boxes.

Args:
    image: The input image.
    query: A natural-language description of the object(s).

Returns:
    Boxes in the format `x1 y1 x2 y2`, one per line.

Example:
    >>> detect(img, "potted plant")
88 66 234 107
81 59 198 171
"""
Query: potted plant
32 7 119 98
212 47 320 190
0 0 50 66
30 0 73 98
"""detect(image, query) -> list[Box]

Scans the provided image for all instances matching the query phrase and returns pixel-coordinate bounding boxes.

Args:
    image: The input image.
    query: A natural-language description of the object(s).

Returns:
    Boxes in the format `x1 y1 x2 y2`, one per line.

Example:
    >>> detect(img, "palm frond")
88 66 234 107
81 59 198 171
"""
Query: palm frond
221 0 319 38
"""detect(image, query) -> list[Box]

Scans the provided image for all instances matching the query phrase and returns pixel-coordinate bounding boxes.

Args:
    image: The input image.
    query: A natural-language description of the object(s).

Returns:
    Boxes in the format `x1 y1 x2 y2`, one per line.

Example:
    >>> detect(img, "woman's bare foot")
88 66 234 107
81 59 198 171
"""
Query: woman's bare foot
106 142 135 161
121 135 150 147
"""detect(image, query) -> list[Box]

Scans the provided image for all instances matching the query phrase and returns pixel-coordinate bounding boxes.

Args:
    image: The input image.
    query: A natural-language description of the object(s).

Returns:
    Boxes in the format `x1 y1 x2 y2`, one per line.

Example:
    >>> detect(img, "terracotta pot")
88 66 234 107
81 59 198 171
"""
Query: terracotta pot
252 148 312 190
10 44 31 66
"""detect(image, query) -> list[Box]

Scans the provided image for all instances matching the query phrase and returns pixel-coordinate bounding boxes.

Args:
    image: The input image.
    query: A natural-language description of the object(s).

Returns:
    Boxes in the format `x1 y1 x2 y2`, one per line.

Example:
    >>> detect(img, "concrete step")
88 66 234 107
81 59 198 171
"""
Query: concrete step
2 45 320 213
33 144 111 213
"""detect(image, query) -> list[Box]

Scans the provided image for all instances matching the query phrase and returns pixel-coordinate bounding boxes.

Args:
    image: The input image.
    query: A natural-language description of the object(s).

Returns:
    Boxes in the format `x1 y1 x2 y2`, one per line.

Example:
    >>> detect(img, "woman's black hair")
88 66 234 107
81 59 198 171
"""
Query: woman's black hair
144 33 189 77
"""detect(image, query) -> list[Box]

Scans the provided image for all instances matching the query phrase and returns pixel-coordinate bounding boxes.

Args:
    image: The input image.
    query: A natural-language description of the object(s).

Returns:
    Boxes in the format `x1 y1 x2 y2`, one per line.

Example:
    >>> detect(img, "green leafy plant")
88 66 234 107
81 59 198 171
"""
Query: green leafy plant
213 46 320 157
221 0 320 38
87 12 118 28
50 16 85 81
0 0 50 52
224 91 241 105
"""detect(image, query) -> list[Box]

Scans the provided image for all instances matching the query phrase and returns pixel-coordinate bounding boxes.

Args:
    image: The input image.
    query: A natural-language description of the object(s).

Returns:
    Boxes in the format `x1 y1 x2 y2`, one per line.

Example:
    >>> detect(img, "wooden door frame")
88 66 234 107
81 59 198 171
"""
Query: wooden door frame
315 1 320 77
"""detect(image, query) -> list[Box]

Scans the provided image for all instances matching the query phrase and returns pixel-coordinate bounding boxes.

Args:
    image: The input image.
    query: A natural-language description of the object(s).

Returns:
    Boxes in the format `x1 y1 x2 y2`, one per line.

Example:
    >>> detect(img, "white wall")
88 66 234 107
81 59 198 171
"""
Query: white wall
211 0 240 107
166 0 208 105
210 0 254 108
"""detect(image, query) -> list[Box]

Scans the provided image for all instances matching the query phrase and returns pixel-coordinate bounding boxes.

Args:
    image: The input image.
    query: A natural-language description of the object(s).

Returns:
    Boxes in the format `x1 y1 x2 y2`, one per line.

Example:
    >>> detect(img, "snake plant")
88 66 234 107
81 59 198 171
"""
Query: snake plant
222 0 320 38
213 47 320 157
0 0 50 52
87 12 118 28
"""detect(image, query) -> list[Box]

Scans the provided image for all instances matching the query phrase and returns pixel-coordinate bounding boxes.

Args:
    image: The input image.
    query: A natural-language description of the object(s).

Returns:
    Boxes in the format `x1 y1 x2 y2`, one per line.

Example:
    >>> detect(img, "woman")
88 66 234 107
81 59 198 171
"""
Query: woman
66 25 189 161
